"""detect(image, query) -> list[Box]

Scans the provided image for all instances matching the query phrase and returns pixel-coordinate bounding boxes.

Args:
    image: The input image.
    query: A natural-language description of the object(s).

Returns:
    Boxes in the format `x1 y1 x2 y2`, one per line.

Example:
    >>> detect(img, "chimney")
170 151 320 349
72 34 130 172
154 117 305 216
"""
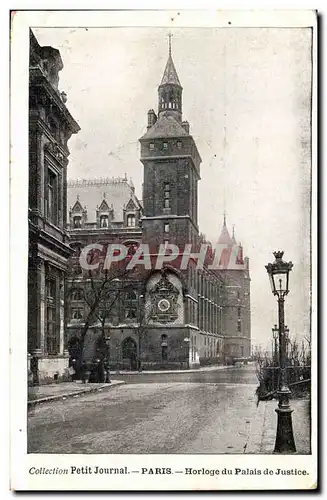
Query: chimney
182 121 190 134
147 109 157 129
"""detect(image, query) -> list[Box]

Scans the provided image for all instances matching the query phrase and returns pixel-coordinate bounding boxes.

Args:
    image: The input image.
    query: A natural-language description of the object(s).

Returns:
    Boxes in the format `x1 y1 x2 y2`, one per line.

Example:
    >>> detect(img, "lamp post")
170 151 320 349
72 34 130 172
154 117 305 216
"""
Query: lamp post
284 325 290 360
272 324 279 367
272 324 279 392
266 251 296 453
138 293 144 372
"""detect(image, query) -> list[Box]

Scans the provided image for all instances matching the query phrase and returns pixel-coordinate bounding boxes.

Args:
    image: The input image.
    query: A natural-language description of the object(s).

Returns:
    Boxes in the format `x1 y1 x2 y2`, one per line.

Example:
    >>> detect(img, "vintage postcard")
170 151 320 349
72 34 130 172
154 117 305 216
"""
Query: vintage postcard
10 9 317 491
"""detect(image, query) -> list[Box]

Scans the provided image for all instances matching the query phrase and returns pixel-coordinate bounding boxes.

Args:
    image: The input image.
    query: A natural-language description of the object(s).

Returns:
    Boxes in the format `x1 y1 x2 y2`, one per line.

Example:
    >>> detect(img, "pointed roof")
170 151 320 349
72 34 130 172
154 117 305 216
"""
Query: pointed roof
71 198 83 213
98 199 110 211
217 213 234 246
160 34 181 87
160 54 181 87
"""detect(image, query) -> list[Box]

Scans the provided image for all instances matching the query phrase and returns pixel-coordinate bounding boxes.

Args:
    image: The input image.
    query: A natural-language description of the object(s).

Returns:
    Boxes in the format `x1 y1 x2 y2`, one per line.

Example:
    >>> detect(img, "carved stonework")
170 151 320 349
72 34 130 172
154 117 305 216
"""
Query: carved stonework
149 271 179 323
44 141 65 165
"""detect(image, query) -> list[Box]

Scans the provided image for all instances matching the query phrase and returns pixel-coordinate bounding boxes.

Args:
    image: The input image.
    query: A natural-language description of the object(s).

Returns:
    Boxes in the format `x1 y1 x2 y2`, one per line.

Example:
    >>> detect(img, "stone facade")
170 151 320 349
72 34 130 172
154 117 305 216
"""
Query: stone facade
28 31 80 383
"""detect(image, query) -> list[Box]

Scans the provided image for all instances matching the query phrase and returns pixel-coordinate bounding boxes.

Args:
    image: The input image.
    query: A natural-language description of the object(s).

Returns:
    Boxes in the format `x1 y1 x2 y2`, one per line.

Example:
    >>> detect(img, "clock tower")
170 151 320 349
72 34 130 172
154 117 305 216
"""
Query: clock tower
139 37 201 253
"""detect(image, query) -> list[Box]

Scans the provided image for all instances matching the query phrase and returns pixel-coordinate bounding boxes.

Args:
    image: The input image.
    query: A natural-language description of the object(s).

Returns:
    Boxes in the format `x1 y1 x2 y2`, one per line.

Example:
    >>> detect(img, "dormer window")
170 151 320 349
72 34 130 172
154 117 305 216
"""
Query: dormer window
100 215 109 228
163 142 168 150
73 216 81 228
149 143 155 150
127 214 136 227
177 141 182 149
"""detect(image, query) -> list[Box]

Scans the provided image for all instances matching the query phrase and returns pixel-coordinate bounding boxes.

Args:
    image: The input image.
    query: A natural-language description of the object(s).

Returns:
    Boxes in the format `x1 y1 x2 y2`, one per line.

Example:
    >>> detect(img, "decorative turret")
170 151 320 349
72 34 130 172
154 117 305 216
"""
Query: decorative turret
217 212 233 246
147 109 157 129
231 225 237 244
158 33 183 122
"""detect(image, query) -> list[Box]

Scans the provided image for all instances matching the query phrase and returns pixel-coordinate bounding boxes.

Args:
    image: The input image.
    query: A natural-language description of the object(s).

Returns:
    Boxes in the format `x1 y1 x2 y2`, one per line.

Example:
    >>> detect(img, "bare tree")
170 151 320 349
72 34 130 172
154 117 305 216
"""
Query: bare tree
66 248 132 362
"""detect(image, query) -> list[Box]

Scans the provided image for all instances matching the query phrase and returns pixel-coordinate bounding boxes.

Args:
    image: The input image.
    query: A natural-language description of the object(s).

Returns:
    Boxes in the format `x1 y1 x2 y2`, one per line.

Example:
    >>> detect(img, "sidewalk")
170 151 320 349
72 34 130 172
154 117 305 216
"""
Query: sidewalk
245 397 311 454
28 380 125 406
110 364 235 375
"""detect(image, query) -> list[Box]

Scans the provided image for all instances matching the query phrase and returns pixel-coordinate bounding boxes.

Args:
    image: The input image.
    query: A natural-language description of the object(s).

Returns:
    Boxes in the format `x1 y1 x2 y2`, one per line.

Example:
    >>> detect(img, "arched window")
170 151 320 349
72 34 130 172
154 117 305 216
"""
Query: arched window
72 289 83 301
127 214 136 227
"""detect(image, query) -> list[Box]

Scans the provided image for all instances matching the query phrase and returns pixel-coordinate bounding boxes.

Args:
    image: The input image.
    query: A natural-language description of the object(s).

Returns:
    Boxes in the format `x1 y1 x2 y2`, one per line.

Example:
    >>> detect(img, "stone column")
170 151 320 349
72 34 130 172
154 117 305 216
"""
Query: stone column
59 271 65 354
33 258 46 356
205 299 208 332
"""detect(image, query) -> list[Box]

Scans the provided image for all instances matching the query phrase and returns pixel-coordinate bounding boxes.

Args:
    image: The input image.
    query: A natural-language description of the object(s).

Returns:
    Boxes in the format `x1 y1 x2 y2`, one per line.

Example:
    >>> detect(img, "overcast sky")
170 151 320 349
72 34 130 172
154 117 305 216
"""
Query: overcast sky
34 27 312 349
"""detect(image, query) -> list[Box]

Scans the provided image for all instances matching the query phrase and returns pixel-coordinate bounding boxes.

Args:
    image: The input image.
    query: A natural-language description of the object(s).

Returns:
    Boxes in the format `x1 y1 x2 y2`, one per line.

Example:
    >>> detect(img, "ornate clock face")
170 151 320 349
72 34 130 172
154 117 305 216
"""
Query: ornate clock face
157 298 171 313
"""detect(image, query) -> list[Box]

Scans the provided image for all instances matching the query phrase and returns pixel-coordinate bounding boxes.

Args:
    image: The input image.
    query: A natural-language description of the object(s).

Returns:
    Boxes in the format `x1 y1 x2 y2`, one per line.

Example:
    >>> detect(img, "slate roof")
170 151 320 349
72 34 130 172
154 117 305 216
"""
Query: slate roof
67 177 141 223
140 113 188 140
160 54 182 87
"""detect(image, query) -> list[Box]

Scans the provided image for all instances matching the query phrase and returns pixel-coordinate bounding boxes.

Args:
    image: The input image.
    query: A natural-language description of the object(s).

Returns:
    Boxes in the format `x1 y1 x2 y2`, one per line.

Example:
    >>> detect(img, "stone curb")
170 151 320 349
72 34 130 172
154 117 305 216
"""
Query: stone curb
110 365 237 375
28 380 125 407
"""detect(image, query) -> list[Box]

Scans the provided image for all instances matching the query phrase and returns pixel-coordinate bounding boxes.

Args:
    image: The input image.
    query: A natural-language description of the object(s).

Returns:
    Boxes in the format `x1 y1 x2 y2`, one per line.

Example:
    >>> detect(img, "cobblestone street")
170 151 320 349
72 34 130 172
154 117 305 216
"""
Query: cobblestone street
28 366 260 454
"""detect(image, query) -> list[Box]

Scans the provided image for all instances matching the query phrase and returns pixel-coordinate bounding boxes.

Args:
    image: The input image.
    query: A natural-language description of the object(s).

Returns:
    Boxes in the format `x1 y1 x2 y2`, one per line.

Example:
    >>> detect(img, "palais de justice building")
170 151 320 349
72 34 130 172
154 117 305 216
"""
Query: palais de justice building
65 43 251 371
28 31 80 383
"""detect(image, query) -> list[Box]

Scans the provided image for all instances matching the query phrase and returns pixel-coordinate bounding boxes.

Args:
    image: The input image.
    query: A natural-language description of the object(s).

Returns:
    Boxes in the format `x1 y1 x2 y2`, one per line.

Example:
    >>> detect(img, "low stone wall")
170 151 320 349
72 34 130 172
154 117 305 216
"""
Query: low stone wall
32 355 70 385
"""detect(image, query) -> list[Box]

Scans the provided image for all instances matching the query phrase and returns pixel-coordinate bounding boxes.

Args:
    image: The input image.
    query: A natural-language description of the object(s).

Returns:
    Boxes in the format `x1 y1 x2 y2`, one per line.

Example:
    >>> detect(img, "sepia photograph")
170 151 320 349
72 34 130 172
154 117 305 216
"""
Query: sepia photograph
10 9 317 491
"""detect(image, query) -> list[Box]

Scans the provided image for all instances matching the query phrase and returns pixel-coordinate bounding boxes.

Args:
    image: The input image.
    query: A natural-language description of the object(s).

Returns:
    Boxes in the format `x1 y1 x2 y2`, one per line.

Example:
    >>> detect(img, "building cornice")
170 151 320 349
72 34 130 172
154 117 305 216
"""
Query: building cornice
30 66 80 133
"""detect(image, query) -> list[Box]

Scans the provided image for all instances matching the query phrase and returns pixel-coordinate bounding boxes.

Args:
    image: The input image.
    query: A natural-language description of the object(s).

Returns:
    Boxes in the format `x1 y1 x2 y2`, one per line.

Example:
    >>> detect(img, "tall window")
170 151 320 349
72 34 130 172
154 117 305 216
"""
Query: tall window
46 277 59 355
164 183 170 209
164 222 169 233
73 216 81 228
124 290 137 320
127 214 136 227
237 306 242 333
47 168 57 224
100 215 109 228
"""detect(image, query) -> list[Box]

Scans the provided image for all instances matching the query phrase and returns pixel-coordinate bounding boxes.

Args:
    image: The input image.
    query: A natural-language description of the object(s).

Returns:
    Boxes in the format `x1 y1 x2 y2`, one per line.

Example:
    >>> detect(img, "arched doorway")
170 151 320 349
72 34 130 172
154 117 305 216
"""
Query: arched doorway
121 337 137 370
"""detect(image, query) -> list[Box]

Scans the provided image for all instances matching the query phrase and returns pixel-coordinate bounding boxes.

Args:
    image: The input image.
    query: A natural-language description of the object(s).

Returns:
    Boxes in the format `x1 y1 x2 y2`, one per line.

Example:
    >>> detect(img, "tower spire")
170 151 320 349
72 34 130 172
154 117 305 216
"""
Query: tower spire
217 213 233 246
157 33 182 121
168 31 172 57
231 224 237 244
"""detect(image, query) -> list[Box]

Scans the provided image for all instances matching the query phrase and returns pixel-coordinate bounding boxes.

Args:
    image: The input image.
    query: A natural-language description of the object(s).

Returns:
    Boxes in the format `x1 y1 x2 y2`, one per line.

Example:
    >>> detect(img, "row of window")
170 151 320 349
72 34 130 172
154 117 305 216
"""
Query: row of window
72 213 136 229
149 141 183 151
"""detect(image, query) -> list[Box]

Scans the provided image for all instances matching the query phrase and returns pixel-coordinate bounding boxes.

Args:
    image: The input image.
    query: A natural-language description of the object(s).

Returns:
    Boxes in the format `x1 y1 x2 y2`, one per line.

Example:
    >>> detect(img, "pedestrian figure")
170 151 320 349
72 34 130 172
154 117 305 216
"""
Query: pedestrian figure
80 360 88 384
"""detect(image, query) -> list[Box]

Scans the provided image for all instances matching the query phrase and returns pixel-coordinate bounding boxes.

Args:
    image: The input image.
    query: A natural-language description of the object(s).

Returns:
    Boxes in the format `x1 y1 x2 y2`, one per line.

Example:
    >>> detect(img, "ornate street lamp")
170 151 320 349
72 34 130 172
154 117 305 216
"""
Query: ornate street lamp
266 251 296 453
